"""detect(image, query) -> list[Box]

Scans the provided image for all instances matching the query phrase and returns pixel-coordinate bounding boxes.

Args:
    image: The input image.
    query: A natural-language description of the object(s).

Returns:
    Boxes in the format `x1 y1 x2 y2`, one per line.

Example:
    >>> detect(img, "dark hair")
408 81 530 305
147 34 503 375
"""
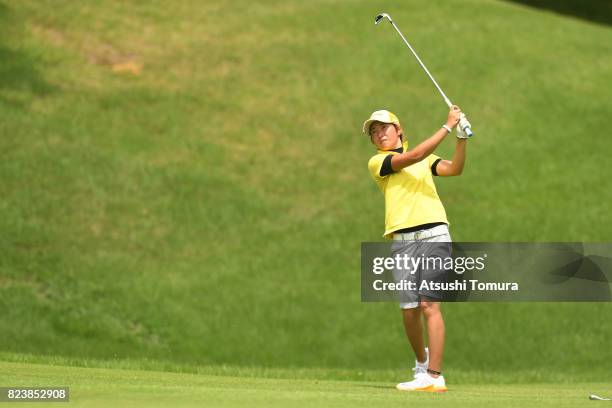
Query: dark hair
394 124 404 140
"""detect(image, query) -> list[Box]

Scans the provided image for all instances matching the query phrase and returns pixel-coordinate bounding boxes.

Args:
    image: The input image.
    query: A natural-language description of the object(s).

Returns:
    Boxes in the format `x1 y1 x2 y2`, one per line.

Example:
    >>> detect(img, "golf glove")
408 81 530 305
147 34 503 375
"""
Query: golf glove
456 113 472 139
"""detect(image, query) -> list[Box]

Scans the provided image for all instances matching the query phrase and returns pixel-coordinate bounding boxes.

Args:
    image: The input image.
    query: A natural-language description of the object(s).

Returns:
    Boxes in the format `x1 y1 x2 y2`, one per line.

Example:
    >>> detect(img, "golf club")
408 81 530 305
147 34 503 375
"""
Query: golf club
375 12 473 137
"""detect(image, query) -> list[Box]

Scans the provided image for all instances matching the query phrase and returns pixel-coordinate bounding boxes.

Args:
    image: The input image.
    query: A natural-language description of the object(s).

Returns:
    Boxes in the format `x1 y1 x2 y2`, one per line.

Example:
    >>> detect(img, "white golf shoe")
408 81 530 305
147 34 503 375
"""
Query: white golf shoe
396 372 447 392
412 347 429 377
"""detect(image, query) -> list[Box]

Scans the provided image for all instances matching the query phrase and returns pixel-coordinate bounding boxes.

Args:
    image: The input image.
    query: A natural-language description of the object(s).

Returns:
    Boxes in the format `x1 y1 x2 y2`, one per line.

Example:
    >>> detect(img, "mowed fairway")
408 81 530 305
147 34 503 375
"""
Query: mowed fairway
0 360 607 408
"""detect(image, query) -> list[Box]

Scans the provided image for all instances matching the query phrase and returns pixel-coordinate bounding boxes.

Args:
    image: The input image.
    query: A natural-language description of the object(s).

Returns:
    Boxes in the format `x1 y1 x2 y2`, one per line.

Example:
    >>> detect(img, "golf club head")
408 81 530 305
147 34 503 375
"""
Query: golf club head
375 13 392 25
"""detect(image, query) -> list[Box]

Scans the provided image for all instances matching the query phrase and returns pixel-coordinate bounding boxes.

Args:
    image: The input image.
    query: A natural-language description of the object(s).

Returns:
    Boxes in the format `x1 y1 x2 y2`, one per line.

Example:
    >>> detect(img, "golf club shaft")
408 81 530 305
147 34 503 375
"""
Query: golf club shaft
387 20 453 108
377 13 473 137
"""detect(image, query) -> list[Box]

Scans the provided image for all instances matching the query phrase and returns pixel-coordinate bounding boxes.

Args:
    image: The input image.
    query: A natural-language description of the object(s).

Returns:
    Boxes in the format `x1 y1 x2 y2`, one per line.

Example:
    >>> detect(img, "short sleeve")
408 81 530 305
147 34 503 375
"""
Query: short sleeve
426 154 442 176
368 154 388 180
426 154 441 167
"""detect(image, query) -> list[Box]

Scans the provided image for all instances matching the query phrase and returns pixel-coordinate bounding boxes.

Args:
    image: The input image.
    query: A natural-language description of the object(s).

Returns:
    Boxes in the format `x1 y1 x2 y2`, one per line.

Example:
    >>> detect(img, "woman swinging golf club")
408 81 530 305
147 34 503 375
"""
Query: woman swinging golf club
364 106 470 392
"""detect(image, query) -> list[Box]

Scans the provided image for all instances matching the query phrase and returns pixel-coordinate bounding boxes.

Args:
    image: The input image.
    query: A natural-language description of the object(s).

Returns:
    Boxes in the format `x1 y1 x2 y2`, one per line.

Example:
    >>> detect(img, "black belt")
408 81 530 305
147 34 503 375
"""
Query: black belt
394 222 447 234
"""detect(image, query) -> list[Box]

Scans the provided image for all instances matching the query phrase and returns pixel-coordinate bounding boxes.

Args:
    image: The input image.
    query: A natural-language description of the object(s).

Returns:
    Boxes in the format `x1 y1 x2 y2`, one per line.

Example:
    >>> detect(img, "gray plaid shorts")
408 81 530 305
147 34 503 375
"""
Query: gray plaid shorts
391 224 452 309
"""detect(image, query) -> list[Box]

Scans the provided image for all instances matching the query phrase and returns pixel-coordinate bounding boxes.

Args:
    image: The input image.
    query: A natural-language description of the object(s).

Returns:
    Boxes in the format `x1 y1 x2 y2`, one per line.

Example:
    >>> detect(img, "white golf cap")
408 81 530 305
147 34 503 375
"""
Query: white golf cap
362 110 401 135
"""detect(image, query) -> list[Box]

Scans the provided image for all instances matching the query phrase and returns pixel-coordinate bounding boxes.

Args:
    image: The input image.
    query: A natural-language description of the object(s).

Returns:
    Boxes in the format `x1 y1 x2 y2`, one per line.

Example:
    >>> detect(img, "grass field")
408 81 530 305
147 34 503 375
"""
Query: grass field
1 359 610 408
1 0 611 406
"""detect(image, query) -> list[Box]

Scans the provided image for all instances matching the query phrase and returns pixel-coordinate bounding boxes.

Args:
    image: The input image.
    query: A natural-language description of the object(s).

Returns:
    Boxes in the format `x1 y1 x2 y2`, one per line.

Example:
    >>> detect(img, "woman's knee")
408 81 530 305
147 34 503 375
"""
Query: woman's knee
419 299 441 317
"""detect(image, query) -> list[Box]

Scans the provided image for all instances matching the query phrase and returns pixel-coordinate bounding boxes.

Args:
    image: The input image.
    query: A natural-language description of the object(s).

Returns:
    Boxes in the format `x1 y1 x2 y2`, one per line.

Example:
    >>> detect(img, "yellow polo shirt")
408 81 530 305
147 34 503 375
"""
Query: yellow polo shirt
368 143 448 239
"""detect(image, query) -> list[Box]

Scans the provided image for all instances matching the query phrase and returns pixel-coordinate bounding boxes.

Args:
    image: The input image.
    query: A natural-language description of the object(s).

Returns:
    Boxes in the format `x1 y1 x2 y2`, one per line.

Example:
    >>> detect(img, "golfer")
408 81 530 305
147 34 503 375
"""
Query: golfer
363 106 469 392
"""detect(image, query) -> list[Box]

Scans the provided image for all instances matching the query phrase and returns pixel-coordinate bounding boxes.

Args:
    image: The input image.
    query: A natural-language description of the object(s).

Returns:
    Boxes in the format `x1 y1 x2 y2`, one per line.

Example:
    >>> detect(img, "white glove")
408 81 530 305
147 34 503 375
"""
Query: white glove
456 113 472 139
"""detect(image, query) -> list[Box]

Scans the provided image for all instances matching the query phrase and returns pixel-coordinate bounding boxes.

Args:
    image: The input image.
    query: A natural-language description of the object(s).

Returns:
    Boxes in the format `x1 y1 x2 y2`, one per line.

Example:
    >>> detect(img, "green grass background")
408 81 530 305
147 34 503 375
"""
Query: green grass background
1 0 611 384
2 360 610 408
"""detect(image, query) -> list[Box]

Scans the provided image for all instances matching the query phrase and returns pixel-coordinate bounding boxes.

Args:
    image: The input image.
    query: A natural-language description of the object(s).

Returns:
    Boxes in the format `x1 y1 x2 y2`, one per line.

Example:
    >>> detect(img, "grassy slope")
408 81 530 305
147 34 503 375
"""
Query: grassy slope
1 360 610 408
0 0 611 378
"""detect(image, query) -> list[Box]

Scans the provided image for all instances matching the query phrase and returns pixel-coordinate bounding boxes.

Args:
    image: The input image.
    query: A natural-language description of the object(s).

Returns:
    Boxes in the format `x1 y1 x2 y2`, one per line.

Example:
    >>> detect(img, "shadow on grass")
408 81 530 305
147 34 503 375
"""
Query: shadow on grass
0 3 56 109
504 0 612 27
354 384 393 390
